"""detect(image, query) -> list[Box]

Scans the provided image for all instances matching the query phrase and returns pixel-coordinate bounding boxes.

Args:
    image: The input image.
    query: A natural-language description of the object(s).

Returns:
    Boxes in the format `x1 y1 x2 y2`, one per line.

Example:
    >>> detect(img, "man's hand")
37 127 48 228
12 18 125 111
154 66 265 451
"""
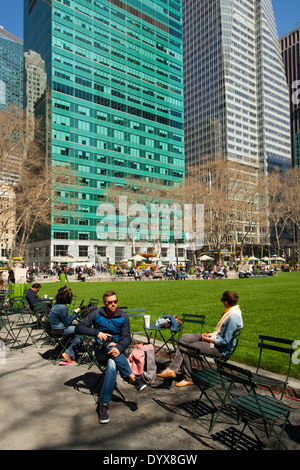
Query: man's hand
107 345 120 357
97 331 111 342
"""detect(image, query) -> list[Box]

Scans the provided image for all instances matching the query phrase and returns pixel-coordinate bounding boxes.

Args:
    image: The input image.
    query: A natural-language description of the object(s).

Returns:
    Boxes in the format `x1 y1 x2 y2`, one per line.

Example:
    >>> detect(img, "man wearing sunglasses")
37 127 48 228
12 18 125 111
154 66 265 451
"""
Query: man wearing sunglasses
157 290 243 387
75 290 146 424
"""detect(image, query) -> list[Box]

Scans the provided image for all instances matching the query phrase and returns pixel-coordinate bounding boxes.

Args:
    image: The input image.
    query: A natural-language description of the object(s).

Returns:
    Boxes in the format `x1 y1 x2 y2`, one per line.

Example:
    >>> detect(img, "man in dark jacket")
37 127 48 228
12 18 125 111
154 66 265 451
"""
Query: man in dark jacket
26 283 42 311
75 290 146 424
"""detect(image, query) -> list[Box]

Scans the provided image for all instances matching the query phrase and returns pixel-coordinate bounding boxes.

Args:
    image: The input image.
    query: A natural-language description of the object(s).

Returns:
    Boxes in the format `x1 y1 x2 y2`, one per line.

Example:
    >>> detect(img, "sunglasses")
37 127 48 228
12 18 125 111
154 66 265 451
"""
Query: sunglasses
106 300 118 305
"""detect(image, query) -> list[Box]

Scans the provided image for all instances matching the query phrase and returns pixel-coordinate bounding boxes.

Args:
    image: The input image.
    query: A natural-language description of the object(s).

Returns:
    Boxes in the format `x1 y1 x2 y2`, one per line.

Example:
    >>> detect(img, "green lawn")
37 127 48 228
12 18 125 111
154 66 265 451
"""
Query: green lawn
39 271 300 379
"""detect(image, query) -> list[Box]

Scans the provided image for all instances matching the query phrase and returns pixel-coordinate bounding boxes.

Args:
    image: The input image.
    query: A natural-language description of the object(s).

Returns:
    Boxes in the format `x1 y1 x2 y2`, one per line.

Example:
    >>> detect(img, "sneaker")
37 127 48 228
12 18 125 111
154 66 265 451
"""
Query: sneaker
97 404 110 424
133 377 147 392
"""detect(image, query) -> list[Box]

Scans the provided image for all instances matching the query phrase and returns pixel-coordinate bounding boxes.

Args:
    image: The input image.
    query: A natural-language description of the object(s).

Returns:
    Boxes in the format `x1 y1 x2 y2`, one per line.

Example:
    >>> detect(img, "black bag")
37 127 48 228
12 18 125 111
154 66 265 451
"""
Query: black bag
80 302 98 318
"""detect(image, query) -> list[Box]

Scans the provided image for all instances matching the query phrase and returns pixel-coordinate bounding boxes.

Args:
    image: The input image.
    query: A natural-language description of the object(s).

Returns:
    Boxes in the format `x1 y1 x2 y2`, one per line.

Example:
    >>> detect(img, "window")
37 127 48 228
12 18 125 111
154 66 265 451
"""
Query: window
79 233 89 240
96 246 106 256
54 245 68 256
115 246 125 263
79 245 88 257
54 232 69 239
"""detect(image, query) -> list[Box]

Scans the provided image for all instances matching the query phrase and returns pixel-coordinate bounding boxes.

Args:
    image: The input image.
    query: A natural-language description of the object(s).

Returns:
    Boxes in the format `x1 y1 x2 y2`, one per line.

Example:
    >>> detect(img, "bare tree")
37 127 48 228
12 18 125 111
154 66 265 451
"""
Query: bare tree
185 159 260 263
0 104 78 261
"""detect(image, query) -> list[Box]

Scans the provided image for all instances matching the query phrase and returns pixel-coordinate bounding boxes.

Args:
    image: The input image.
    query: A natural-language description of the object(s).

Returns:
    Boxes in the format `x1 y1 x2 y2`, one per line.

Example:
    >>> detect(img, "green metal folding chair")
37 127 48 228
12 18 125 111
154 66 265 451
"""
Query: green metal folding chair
181 313 206 333
0 307 38 351
123 308 146 347
252 335 295 399
177 327 243 426
214 359 297 450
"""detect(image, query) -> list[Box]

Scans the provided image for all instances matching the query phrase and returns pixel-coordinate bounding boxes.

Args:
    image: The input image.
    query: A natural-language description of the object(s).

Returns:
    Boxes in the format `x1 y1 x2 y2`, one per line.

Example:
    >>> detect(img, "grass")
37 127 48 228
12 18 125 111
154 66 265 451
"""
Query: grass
39 271 300 379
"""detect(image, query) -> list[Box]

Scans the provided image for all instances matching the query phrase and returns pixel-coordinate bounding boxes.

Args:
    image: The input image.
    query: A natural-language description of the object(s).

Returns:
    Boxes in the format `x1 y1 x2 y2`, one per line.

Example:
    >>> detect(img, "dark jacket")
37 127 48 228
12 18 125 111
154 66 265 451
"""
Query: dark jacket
26 288 40 310
75 307 131 354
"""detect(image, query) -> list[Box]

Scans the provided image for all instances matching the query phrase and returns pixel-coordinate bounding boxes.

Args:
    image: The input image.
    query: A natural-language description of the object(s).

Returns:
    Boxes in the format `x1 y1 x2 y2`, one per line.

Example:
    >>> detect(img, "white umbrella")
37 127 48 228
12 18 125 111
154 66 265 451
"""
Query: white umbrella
262 256 271 261
128 254 147 261
248 256 260 261
128 254 147 266
198 255 214 261
51 256 74 263
150 256 161 262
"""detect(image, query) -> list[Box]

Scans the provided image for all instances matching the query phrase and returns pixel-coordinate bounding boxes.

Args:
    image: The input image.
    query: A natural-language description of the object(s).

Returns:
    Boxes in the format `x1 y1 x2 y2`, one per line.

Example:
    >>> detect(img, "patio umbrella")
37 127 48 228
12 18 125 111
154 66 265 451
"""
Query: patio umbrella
51 256 74 263
248 256 260 261
128 254 147 261
128 254 147 266
198 255 214 261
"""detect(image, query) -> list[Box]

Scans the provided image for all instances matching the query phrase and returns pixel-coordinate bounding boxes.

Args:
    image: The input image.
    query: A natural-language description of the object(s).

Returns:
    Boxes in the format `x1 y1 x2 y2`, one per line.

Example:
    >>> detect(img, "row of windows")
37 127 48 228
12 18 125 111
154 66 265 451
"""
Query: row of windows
53 82 183 130
53 123 184 149
53 65 183 109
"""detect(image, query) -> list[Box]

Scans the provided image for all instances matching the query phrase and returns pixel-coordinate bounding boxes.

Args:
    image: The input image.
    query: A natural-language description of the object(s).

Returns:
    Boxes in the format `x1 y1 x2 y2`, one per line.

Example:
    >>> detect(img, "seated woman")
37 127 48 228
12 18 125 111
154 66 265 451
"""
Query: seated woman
157 290 243 387
49 286 82 364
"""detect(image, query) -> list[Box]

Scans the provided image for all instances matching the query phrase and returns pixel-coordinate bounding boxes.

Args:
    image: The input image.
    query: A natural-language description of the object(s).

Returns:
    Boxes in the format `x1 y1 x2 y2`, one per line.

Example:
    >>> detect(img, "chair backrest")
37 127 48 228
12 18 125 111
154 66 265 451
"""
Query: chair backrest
181 313 205 333
123 308 146 335
256 335 294 382
216 359 255 389
177 341 204 366
222 327 243 361
33 302 49 317
89 298 99 306
68 295 77 312
123 308 145 316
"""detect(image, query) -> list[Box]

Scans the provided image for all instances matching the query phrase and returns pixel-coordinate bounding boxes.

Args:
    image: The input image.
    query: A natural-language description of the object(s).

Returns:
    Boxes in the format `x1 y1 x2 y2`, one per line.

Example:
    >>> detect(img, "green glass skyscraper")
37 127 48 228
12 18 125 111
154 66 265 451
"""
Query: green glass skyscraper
24 0 184 265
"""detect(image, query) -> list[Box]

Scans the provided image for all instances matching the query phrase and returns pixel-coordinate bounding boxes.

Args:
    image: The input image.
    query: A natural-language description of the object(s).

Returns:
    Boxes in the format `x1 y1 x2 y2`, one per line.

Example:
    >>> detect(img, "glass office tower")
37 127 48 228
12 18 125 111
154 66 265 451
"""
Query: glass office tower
0 27 23 109
24 0 184 265
182 0 291 174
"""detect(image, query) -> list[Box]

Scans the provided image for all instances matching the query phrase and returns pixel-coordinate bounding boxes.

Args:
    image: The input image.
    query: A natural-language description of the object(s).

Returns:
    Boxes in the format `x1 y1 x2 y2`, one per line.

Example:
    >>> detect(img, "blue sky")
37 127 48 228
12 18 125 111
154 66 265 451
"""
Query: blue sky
1 0 300 40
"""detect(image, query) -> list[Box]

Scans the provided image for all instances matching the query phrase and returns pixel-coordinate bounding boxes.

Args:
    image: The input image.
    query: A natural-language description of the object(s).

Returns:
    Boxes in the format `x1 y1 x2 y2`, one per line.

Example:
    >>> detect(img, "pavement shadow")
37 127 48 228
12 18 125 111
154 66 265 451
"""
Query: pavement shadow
64 371 138 412
179 425 266 450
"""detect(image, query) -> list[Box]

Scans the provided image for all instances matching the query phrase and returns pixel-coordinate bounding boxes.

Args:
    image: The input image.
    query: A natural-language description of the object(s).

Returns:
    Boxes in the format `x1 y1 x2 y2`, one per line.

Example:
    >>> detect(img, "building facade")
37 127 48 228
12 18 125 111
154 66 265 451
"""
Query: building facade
182 0 291 174
24 0 185 266
280 26 300 167
0 27 23 109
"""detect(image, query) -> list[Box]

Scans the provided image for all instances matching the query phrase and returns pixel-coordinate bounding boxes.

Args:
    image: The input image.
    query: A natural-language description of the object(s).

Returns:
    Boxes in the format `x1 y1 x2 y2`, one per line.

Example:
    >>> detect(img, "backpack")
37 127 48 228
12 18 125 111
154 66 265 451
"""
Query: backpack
128 343 157 385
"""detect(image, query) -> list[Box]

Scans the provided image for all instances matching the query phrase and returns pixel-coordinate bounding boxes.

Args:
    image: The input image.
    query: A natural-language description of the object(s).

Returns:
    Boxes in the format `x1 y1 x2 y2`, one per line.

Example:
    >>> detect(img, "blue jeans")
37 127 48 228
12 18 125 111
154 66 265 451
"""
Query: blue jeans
62 326 82 361
95 342 132 405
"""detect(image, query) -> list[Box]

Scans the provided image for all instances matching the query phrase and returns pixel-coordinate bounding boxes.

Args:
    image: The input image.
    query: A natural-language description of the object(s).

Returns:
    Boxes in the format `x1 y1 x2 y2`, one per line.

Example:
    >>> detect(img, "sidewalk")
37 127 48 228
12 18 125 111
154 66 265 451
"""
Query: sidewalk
1 334 300 451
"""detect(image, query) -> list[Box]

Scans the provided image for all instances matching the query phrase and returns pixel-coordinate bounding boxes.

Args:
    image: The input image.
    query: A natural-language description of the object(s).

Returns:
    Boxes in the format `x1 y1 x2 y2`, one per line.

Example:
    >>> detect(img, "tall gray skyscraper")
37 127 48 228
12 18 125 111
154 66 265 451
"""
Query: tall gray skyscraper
182 0 292 174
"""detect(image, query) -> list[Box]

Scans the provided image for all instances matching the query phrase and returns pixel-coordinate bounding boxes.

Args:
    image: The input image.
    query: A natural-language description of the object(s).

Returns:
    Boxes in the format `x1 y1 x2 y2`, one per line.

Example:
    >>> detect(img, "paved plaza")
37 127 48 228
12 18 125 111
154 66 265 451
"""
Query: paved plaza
1 330 300 452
